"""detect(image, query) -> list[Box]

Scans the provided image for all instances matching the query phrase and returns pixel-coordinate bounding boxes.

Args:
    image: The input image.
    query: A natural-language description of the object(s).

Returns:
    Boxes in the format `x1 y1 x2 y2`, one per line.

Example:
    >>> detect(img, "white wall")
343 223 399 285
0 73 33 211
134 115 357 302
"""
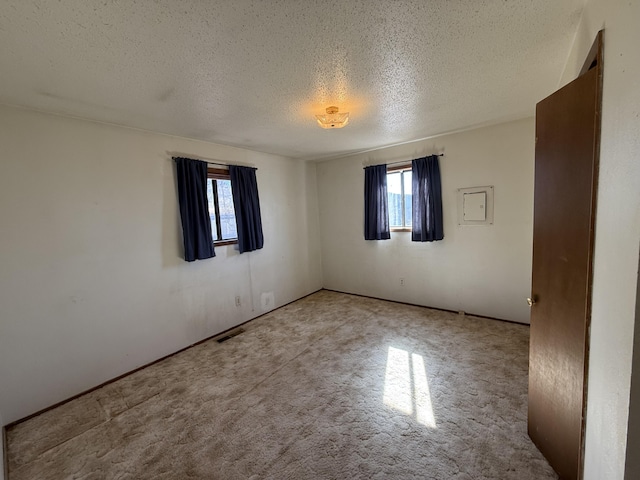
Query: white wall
316 117 535 324
0 105 323 424
558 1 640 479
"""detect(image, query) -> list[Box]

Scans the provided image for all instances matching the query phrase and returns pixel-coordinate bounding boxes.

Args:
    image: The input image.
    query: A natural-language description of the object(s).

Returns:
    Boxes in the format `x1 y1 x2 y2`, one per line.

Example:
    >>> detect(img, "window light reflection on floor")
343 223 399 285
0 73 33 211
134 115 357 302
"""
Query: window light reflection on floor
383 346 437 428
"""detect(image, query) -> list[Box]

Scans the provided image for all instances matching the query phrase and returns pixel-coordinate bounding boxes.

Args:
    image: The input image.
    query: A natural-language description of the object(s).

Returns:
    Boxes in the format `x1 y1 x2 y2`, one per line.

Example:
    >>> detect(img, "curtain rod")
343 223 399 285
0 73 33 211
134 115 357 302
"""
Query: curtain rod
172 156 257 170
363 153 444 169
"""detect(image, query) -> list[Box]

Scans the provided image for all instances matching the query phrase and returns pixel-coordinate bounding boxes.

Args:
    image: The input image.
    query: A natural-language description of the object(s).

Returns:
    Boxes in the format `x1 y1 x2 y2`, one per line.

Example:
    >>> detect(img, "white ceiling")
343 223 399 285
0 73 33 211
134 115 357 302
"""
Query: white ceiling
0 1 585 161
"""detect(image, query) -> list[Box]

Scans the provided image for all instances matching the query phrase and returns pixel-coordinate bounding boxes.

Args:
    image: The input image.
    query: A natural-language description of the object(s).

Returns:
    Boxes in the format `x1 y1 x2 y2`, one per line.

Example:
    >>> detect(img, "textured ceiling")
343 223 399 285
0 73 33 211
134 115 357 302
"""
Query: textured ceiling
0 0 584 160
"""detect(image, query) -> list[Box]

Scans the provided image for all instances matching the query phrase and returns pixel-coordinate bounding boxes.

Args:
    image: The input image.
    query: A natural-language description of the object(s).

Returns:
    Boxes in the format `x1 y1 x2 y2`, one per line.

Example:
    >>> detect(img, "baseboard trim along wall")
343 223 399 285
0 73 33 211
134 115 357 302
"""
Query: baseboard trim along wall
322 288 530 327
5 289 323 430
6 286 527 431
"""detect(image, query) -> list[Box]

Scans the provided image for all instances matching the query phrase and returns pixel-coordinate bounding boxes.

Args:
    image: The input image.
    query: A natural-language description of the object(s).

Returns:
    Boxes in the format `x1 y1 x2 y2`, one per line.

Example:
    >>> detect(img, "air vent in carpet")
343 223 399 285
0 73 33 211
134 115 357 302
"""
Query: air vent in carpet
216 328 245 343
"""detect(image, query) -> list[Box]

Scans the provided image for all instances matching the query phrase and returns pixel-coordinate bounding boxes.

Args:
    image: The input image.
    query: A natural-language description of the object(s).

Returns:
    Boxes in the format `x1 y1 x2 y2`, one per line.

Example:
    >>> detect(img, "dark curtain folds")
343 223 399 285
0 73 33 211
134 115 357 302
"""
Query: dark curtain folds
230 165 264 253
364 164 391 240
412 155 444 242
175 157 216 261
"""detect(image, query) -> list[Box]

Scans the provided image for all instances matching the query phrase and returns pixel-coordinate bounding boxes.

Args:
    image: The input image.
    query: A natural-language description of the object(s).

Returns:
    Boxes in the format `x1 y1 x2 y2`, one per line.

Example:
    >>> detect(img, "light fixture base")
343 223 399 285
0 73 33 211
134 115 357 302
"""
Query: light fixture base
315 106 350 129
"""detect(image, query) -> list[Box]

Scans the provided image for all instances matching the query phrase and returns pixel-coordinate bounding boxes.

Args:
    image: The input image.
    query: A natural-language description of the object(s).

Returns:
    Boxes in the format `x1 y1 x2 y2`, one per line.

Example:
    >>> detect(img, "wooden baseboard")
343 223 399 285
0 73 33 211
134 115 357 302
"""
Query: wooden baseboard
6 286 523 432
321 288 529 327
6 288 323 429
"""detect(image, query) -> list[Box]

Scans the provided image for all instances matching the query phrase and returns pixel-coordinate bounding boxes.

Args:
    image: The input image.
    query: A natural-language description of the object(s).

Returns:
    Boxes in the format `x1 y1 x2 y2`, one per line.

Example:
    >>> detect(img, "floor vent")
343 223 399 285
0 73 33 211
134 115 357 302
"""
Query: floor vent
216 328 245 343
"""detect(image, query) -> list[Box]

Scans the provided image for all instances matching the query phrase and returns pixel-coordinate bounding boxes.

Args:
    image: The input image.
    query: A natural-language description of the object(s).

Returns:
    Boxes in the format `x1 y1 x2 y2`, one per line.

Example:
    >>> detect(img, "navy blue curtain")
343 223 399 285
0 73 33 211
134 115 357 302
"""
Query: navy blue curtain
412 155 444 242
364 164 391 240
175 157 215 261
230 165 264 253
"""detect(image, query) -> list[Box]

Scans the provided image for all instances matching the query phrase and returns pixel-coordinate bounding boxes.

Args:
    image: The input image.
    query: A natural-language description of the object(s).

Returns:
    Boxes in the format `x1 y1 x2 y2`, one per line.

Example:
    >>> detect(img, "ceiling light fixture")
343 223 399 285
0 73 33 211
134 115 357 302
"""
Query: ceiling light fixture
315 106 350 129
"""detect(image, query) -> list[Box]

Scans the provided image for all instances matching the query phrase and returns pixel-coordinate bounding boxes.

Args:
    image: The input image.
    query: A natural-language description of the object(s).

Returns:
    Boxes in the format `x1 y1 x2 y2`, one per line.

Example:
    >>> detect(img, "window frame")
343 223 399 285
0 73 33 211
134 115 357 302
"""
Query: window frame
207 167 238 246
387 163 412 232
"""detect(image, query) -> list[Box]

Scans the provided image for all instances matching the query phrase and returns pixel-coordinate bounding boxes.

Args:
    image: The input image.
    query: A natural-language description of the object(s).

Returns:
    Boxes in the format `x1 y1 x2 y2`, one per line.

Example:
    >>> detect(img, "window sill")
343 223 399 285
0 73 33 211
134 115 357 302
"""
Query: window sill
214 239 238 247
391 228 412 233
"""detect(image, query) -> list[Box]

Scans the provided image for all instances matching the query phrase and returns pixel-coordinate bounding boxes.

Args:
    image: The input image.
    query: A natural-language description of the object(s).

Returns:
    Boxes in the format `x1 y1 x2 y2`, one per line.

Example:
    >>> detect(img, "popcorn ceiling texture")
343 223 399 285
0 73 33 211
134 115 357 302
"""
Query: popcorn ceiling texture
0 0 584 160
7 291 557 479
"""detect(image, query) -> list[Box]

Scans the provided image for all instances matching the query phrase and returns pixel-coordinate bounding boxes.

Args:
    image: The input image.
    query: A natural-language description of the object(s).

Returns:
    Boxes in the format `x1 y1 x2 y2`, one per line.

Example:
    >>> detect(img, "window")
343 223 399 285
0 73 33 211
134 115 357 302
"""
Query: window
206 168 238 245
387 165 412 231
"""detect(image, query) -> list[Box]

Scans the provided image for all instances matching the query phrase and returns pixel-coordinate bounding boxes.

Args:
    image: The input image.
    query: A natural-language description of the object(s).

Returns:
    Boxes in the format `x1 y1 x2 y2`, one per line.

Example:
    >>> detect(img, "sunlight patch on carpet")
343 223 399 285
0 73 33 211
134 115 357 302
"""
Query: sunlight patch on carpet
383 346 437 428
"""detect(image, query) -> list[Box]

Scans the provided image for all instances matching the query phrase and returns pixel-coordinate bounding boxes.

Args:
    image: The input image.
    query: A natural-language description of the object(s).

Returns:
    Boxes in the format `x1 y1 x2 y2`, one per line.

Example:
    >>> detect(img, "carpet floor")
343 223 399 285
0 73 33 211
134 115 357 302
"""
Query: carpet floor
6 290 558 479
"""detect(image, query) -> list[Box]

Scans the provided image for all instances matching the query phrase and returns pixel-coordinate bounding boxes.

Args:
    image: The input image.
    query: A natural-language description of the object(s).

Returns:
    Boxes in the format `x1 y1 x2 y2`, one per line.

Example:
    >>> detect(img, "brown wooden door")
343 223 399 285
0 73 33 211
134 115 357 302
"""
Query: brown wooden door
528 34 602 480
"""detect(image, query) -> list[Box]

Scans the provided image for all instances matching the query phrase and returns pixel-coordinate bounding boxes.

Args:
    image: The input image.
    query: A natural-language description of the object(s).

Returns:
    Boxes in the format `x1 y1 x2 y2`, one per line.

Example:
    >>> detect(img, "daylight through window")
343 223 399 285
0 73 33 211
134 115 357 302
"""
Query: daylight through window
387 166 412 230
207 168 238 245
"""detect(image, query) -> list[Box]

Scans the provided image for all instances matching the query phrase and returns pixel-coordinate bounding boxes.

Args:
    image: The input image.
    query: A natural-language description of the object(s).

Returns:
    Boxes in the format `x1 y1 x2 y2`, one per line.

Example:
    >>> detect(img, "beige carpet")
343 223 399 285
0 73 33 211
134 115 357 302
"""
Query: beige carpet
6 290 558 479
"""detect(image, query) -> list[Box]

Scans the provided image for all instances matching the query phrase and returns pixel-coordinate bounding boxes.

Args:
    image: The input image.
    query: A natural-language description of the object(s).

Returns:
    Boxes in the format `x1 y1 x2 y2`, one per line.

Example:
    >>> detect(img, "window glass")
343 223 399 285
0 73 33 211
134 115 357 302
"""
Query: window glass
404 171 412 227
207 174 237 244
216 179 237 240
387 168 412 229
387 171 403 228
207 180 220 241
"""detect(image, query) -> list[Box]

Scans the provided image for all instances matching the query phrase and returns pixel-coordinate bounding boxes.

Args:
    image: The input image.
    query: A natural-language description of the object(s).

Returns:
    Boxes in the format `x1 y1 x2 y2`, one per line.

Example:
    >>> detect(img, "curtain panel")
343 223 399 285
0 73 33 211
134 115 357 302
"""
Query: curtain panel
229 165 264 253
175 157 216 261
364 164 391 240
412 155 444 242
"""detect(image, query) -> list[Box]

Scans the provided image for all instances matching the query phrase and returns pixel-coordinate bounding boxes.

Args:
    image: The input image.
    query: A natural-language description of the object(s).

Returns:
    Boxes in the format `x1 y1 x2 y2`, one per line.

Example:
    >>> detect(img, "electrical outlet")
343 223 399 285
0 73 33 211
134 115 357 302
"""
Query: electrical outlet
400 278 405 287
235 296 241 307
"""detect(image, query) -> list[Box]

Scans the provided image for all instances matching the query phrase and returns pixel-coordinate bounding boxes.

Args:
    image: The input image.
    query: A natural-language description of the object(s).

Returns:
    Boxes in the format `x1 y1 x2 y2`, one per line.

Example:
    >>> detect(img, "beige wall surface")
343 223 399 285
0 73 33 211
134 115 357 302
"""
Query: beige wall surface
0 105 323 423
558 1 640 479
316 117 535 324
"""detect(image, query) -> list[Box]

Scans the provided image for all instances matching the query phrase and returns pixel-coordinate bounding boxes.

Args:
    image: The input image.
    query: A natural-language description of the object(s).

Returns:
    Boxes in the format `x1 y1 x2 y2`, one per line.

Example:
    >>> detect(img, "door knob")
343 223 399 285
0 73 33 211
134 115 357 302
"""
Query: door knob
527 297 536 307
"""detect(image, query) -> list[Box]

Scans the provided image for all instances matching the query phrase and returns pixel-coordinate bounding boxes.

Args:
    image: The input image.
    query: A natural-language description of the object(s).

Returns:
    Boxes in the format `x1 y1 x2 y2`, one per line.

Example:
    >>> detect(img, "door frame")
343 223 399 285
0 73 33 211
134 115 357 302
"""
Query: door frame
528 30 604 480
578 30 603 479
